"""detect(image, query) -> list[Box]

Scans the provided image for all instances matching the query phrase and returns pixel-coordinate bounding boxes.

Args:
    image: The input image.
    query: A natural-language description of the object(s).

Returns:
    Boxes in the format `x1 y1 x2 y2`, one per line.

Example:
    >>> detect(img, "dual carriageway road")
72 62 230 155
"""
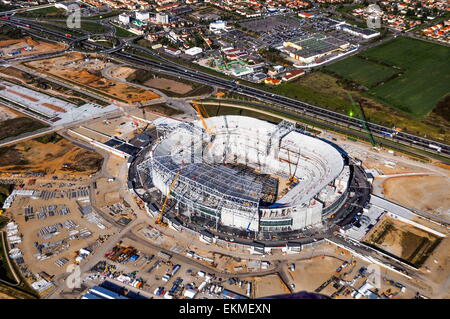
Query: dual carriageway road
1 16 449 160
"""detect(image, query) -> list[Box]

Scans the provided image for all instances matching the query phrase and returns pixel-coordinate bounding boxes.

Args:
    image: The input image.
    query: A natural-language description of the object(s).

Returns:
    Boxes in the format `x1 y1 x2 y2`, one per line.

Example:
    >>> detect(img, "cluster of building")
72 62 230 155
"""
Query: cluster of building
350 0 449 32
205 0 306 18
422 20 450 43
280 33 355 65
57 2 382 83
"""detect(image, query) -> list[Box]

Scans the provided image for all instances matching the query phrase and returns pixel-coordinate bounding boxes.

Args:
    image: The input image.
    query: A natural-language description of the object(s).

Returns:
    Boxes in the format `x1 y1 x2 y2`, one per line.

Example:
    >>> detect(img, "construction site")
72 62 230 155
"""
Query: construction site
0 134 104 178
0 19 447 300
0 37 67 60
23 52 160 105
364 215 442 268
137 113 352 238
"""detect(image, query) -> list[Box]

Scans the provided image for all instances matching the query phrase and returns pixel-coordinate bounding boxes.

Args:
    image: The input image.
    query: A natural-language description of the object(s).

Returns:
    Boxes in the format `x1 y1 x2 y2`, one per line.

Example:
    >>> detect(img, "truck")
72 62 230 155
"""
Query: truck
153 287 164 295
171 264 181 276
380 131 394 138
246 282 252 297
198 281 208 291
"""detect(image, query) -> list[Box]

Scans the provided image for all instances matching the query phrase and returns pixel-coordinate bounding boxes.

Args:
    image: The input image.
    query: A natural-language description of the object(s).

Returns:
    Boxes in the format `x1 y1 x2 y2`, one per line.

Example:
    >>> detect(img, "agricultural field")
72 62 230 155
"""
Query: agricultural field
325 37 450 118
325 56 398 88
16 6 66 18
267 69 449 143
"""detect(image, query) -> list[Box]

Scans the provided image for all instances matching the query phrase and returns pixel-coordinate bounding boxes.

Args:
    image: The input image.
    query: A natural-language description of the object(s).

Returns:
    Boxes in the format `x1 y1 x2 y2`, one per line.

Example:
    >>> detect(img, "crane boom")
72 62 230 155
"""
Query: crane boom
157 168 182 224
347 93 376 147
192 100 211 133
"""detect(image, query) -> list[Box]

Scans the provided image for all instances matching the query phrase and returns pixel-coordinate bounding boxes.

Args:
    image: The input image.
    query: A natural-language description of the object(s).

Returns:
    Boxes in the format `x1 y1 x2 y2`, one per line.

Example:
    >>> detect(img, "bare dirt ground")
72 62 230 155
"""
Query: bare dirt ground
0 66 99 105
144 77 193 95
363 155 428 175
0 291 15 299
419 237 450 298
383 175 450 215
0 135 103 177
364 216 441 267
253 274 288 297
25 53 159 104
289 256 343 292
94 177 121 207
109 66 137 80
82 116 146 141
0 37 67 60
0 104 19 121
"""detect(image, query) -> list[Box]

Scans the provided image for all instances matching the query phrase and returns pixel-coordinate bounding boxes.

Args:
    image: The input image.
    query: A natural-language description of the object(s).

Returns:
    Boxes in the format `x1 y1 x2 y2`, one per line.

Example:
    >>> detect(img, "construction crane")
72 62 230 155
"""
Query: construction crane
347 93 376 147
156 166 183 226
287 149 299 185
287 149 293 178
192 100 211 134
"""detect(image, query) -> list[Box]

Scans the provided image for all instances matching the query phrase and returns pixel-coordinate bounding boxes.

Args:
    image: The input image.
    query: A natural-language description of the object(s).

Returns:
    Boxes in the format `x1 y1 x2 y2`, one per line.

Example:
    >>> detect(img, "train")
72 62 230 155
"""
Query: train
429 144 442 152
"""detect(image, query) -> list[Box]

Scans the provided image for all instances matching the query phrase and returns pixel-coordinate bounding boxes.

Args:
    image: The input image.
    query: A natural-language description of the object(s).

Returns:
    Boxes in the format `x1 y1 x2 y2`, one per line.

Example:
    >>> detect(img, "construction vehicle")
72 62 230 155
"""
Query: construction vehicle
156 166 183 226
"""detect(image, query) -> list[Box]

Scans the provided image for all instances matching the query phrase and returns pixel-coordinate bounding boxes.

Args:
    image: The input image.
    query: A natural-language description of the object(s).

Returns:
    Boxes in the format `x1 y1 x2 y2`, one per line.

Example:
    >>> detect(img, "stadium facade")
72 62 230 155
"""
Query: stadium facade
137 116 351 235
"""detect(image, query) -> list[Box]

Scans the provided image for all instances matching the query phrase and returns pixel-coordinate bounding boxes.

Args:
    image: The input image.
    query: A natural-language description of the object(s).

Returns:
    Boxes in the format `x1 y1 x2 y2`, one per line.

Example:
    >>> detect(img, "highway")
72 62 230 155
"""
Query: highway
2 16 450 160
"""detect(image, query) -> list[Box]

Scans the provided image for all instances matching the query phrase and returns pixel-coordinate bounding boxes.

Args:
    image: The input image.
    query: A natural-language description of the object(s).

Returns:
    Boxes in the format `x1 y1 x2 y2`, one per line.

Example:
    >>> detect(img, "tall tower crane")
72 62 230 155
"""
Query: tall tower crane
192 100 212 134
156 166 183 226
347 93 377 147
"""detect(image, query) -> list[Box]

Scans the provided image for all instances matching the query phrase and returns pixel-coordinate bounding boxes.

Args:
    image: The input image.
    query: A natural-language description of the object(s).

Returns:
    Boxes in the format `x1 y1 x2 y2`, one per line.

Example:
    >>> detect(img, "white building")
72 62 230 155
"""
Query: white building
156 12 169 24
209 20 228 33
185 47 203 56
183 289 197 299
338 24 380 39
135 11 150 22
119 14 130 25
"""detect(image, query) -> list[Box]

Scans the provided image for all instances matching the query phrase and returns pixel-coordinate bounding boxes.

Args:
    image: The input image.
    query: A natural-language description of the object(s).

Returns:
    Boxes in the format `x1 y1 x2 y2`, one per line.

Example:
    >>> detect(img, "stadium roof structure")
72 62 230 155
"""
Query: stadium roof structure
145 116 344 209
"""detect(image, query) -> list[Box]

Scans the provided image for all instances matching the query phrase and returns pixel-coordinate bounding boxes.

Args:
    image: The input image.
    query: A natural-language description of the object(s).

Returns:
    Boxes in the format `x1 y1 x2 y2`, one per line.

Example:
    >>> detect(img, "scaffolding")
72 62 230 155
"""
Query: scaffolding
138 115 348 233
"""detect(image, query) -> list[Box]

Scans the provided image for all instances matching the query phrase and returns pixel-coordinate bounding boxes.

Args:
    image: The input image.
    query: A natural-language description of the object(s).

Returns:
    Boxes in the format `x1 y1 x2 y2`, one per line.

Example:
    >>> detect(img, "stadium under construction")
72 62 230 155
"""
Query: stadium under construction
134 115 369 240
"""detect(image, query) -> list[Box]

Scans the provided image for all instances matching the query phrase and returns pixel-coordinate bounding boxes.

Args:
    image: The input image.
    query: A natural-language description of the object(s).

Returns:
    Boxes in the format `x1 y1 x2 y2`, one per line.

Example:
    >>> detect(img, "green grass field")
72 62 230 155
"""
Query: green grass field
114 25 135 37
325 56 398 88
17 6 65 18
325 37 450 118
